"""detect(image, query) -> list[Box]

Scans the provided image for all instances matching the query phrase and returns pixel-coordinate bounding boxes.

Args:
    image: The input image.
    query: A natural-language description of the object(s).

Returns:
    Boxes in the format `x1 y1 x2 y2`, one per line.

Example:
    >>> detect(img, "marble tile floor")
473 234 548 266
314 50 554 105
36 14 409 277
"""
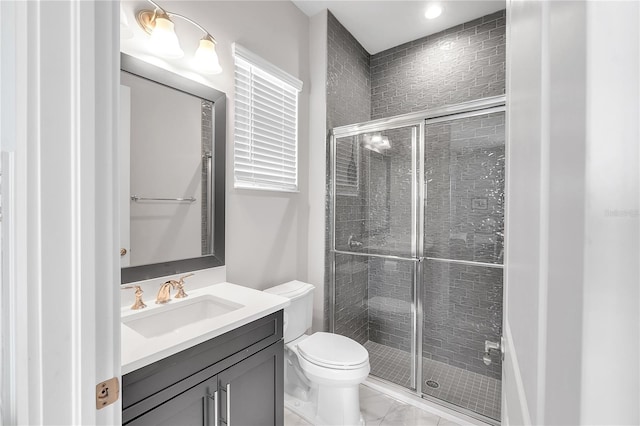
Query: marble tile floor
284 384 462 426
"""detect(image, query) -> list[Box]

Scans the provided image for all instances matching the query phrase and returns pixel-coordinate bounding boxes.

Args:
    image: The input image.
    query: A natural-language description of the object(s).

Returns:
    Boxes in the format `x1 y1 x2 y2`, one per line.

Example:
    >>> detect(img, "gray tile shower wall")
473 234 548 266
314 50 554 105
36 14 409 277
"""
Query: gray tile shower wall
326 11 372 331
425 112 505 264
334 253 369 345
326 11 371 128
368 258 413 352
370 10 506 120
326 10 506 385
423 262 503 379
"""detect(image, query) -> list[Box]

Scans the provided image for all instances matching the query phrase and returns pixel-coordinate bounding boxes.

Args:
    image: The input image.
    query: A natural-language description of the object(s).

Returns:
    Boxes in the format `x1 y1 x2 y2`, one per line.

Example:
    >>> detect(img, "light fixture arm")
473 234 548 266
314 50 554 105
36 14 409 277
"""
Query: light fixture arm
143 0 216 42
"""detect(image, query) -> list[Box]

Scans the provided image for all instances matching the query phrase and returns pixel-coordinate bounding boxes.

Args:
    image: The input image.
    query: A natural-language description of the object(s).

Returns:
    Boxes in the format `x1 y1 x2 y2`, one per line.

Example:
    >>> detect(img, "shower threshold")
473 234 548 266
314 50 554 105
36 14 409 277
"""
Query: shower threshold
364 341 501 422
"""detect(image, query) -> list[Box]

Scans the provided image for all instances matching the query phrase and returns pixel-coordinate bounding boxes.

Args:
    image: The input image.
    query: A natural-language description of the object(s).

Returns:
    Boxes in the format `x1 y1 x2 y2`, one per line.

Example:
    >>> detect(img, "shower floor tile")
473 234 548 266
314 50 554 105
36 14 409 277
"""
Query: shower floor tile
364 341 501 421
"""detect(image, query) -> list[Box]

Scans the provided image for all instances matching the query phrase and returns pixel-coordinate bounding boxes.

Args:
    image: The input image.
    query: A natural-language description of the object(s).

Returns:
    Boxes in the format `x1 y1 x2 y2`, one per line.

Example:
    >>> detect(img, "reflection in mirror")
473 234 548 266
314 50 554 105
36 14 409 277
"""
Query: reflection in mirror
120 53 225 284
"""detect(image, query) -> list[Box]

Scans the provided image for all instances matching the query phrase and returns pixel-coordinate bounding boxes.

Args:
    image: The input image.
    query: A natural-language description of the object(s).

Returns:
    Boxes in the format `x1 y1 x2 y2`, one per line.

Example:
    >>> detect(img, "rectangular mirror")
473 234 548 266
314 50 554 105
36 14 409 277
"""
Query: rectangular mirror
120 53 225 284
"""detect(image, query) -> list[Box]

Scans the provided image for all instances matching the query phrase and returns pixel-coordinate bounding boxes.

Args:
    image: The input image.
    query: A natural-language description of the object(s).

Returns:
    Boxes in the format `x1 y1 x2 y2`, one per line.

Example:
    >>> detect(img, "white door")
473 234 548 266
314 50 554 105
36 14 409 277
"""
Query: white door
120 85 131 268
504 1 639 424
503 1 547 423
0 1 121 424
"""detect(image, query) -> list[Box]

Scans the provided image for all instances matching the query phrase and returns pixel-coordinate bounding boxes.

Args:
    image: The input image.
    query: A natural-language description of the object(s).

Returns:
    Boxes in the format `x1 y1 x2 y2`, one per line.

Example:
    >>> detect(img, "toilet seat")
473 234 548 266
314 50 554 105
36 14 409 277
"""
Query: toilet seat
297 332 369 370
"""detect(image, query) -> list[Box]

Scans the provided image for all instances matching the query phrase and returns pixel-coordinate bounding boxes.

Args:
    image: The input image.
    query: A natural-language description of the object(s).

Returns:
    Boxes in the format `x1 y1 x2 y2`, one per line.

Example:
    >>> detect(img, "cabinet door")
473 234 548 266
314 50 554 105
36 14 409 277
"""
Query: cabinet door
219 341 284 426
125 375 219 426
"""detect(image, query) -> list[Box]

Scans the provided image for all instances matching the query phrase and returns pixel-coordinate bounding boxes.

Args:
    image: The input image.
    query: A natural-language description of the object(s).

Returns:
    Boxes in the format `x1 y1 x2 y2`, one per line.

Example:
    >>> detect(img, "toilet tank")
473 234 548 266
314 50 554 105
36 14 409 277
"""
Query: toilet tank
264 281 314 343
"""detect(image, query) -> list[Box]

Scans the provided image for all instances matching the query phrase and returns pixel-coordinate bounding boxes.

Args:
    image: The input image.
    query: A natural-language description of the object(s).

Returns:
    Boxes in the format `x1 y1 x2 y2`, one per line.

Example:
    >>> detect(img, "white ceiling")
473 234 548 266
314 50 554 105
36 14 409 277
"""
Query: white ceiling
291 0 505 54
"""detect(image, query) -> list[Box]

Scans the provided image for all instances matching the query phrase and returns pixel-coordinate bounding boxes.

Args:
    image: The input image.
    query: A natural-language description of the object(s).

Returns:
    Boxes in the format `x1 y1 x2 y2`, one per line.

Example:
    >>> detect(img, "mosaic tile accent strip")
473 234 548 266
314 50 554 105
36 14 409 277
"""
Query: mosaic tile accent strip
365 341 501 421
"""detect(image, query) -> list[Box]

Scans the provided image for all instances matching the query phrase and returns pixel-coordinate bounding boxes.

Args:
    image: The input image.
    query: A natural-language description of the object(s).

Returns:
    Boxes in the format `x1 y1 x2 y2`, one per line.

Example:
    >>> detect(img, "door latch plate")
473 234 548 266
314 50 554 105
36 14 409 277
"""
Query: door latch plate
96 377 119 409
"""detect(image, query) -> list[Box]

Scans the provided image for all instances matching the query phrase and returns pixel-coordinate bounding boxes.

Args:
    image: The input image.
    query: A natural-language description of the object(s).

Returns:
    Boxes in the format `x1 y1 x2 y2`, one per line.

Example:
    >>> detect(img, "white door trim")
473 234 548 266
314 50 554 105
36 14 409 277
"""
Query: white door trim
1 0 121 424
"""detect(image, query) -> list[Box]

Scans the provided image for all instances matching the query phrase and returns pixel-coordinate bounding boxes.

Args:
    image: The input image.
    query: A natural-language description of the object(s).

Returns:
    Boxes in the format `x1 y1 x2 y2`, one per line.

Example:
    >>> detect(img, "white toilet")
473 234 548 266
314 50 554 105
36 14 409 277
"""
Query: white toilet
265 281 370 426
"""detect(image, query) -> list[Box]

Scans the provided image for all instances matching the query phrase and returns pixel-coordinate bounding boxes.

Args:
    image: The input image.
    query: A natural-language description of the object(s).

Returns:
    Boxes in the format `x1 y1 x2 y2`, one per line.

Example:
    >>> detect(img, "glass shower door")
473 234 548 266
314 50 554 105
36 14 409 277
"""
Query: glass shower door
332 124 420 390
421 111 505 421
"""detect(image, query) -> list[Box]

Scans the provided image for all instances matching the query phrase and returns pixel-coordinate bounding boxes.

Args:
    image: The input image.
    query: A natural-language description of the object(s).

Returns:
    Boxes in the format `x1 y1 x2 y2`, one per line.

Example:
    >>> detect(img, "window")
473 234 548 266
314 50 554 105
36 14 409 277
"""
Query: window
233 44 303 192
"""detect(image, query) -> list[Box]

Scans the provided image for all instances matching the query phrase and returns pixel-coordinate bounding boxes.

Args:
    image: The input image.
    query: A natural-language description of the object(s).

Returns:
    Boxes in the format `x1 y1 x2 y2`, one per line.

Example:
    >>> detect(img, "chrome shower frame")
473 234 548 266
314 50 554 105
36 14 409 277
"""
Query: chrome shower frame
328 95 506 422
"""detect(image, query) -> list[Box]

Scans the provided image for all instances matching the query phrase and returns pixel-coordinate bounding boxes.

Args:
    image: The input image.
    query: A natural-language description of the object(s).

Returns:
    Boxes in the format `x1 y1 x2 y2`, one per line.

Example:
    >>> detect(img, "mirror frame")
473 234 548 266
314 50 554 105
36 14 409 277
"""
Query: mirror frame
120 53 226 284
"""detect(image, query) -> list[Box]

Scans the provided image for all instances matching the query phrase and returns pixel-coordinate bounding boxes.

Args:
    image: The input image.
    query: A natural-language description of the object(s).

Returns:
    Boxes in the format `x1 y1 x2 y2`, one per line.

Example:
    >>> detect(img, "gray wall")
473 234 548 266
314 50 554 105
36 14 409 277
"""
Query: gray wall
122 0 311 291
307 10 329 333
370 10 505 120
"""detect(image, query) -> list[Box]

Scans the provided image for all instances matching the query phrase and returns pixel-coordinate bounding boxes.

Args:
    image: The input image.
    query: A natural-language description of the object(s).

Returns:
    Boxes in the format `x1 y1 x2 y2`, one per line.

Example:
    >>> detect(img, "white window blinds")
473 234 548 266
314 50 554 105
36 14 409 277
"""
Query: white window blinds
233 44 303 192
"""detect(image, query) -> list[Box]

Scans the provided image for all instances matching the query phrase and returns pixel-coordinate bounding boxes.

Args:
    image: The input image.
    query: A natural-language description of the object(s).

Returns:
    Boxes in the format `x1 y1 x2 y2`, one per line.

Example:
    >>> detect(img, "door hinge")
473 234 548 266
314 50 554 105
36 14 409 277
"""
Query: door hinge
96 377 119 409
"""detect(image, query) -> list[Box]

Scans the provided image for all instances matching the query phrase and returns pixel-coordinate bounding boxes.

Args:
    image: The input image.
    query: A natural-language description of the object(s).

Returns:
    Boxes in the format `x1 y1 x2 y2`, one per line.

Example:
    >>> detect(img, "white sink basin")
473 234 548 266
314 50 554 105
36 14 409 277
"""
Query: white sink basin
123 294 244 338
121 282 290 374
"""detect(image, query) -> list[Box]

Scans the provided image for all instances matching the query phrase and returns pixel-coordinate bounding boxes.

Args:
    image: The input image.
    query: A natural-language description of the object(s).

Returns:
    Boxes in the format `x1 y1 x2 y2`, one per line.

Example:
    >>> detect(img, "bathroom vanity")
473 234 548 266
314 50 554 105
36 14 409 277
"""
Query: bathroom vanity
121 283 288 426
117 53 290 425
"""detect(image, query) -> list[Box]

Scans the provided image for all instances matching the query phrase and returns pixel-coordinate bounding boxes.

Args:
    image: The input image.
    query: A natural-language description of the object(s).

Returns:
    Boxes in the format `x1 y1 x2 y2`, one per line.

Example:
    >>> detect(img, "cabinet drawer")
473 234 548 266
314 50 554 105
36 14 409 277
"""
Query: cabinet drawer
123 310 283 411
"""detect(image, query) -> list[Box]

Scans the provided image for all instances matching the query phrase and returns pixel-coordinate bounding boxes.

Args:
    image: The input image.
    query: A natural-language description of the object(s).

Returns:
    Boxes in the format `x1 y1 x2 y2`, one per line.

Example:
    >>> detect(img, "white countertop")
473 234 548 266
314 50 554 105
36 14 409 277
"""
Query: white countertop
121 282 289 375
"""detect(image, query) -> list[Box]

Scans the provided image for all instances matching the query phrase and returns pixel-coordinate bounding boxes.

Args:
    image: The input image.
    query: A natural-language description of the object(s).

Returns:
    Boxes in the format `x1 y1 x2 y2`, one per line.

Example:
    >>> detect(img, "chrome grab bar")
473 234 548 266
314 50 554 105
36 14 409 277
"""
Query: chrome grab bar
130 195 196 203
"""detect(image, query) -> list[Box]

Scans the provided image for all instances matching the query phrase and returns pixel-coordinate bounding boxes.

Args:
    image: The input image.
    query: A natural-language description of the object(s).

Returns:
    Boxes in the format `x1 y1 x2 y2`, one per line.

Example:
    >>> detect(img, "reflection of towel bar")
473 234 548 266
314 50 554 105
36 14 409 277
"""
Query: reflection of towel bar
131 195 196 203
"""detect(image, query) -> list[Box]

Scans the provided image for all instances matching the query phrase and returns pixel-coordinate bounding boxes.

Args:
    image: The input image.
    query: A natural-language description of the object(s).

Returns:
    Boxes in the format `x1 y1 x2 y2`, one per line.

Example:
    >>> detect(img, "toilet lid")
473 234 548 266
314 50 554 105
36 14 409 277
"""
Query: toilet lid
297 332 369 369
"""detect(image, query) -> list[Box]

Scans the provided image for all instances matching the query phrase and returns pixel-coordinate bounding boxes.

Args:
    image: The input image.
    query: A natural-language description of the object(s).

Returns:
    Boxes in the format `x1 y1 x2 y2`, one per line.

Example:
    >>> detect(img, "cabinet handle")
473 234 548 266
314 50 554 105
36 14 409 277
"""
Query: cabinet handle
207 391 218 426
226 384 231 426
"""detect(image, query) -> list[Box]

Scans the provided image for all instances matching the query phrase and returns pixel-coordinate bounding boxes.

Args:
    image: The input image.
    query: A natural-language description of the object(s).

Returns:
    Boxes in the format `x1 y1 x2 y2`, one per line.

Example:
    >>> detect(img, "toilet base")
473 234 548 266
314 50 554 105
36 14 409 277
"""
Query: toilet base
316 384 364 426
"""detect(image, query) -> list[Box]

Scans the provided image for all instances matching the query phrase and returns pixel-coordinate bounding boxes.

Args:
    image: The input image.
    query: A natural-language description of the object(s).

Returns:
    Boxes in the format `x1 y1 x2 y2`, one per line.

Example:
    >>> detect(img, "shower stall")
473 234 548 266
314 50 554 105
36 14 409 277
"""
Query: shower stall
329 96 505 423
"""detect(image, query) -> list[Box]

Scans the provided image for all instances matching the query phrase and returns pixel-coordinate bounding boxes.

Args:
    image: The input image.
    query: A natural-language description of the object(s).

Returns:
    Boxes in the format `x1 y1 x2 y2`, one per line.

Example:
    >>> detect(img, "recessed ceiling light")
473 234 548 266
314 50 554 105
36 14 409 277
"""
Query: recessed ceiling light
424 4 443 19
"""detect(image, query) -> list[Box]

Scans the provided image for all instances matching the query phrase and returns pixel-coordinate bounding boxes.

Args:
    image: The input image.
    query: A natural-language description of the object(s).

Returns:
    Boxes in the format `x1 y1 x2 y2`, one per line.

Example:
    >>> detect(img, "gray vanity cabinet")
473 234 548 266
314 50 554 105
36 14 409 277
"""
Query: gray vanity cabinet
122 311 284 426
219 342 283 425
126 375 218 426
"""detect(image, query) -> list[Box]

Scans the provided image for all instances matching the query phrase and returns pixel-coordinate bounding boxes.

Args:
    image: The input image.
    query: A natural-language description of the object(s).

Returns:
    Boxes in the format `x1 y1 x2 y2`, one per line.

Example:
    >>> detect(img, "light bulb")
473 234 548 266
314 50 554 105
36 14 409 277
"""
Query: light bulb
149 15 183 59
424 4 443 19
193 36 222 75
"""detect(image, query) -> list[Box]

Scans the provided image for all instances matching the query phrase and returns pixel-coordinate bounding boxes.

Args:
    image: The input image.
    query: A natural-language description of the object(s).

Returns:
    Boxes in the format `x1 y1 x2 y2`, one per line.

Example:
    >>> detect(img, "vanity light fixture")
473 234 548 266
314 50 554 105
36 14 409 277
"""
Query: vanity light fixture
136 0 222 74
424 3 443 19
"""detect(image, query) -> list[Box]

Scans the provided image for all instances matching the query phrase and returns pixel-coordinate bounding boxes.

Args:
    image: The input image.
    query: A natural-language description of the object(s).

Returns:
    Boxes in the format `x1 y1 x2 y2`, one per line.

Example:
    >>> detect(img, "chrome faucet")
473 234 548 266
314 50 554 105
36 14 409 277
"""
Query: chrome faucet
155 273 195 304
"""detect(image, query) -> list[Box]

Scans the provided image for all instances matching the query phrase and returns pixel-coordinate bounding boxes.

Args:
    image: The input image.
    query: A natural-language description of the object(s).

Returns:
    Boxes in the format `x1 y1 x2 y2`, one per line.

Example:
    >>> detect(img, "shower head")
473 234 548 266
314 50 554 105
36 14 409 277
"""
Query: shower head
363 133 391 153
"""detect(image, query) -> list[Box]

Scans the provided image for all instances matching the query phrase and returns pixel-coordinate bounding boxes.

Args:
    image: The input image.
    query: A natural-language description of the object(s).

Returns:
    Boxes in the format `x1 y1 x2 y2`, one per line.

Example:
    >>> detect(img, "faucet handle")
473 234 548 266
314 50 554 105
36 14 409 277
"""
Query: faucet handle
179 273 195 282
122 285 147 310
174 273 194 299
